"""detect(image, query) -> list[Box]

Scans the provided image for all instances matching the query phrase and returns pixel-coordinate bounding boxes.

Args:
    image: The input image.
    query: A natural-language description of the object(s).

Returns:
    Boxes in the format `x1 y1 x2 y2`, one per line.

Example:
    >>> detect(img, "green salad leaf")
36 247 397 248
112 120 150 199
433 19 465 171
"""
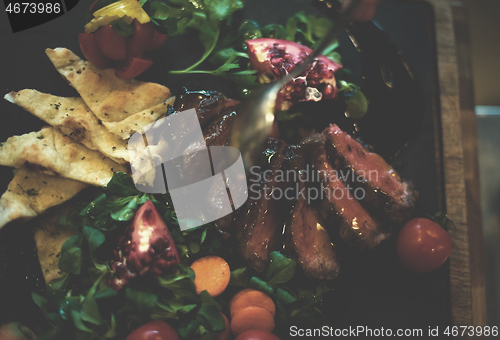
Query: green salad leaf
58 234 84 275
266 251 297 286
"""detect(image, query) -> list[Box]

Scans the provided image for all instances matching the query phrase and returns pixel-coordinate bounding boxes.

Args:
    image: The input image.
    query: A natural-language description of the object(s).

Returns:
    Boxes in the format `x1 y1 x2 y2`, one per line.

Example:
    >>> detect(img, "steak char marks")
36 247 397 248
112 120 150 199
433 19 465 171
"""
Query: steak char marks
233 138 287 272
324 124 416 227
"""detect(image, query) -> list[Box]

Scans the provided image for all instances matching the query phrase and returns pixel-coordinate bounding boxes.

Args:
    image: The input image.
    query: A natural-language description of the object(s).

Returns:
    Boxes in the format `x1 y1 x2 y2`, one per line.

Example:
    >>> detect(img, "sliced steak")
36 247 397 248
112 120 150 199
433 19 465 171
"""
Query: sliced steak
302 134 390 250
323 124 416 226
204 108 238 147
280 142 340 279
233 138 287 272
285 193 340 280
174 89 240 127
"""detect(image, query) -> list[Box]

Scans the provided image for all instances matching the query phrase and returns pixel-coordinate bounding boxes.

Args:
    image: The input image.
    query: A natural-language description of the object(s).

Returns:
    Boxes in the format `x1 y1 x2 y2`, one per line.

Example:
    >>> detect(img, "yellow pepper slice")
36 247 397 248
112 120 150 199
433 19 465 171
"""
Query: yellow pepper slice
84 0 150 33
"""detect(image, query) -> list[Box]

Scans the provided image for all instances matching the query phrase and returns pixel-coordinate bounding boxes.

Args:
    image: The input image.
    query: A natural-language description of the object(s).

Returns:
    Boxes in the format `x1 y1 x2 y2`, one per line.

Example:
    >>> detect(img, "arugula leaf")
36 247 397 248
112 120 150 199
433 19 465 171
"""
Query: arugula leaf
81 293 104 326
106 171 141 196
125 288 159 315
55 209 82 232
94 288 119 300
158 264 198 300
59 234 84 275
204 0 244 21
196 290 224 332
110 194 149 221
262 23 287 40
82 226 105 256
111 19 135 37
229 266 250 287
150 0 244 74
46 273 70 296
266 251 296 286
79 173 158 230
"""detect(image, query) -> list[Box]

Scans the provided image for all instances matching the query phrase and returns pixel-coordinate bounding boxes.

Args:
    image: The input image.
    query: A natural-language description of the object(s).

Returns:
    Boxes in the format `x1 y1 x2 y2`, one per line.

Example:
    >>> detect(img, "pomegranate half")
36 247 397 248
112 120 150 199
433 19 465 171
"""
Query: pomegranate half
246 38 342 111
108 200 180 290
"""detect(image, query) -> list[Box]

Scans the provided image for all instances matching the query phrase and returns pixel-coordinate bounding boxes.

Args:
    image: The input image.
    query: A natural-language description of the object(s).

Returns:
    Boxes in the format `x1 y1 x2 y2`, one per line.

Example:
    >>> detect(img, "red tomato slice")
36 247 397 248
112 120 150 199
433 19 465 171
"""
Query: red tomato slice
126 20 155 57
95 25 127 60
146 29 168 52
78 32 112 69
115 56 153 79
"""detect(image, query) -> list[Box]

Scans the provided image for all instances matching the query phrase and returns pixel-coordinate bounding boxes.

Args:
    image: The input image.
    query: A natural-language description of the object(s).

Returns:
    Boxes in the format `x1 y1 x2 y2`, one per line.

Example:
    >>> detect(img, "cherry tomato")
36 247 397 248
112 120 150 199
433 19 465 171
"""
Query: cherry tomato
94 25 127 60
78 32 112 69
0 322 36 340
126 20 154 57
125 320 179 340
397 217 452 273
235 329 281 340
115 56 153 79
146 30 168 52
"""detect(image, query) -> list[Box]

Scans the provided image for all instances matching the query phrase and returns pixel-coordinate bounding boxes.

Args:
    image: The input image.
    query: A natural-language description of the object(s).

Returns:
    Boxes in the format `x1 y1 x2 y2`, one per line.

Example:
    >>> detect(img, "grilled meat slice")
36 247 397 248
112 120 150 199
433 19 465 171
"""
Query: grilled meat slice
280 142 340 279
160 101 239 191
303 134 390 250
204 108 238 147
285 194 340 280
234 138 287 272
174 89 240 127
323 124 416 226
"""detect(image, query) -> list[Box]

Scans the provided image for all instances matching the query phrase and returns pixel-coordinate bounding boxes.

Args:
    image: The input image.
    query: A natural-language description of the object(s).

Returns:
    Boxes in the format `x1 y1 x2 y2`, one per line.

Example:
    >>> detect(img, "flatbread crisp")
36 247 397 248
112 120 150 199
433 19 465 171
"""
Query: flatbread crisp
45 48 175 139
0 165 88 228
0 126 128 187
5 89 129 163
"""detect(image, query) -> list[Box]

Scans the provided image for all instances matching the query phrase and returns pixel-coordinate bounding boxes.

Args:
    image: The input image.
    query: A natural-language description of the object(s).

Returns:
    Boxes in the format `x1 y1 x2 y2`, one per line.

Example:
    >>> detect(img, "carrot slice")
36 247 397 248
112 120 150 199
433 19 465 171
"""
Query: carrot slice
190 255 230 297
230 306 275 336
229 289 276 318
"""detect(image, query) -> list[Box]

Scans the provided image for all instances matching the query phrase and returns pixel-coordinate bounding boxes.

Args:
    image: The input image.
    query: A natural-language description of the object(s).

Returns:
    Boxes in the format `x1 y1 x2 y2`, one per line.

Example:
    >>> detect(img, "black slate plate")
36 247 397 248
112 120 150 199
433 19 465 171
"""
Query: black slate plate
0 0 450 337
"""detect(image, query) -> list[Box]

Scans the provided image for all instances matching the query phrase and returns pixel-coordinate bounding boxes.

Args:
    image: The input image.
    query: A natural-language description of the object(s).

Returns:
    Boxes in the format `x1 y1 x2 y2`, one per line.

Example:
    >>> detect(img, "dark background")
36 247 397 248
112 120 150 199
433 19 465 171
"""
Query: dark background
0 0 450 337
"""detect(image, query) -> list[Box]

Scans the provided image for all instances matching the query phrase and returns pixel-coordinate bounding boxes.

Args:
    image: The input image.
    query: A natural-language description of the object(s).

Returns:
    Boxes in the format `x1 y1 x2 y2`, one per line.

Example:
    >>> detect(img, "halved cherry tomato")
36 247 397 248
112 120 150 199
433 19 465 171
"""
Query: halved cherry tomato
146 29 168 52
397 217 452 273
78 32 112 69
95 25 127 60
235 329 281 340
125 320 179 340
115 56 153 79
126 19 154 57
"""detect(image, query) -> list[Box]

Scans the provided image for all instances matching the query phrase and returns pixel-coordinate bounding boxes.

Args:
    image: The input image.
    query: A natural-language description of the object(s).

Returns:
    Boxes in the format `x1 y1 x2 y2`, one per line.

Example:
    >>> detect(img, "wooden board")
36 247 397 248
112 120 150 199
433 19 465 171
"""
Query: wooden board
423 0 486 329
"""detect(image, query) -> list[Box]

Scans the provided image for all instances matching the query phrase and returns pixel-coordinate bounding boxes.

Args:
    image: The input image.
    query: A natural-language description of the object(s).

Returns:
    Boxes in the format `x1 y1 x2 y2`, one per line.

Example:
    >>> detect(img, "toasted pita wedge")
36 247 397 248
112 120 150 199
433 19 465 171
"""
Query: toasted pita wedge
0 165 88 229
104 96 175 139
33 207 77 283
45 48 175 138
0 126 128 186
5 89 129 163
